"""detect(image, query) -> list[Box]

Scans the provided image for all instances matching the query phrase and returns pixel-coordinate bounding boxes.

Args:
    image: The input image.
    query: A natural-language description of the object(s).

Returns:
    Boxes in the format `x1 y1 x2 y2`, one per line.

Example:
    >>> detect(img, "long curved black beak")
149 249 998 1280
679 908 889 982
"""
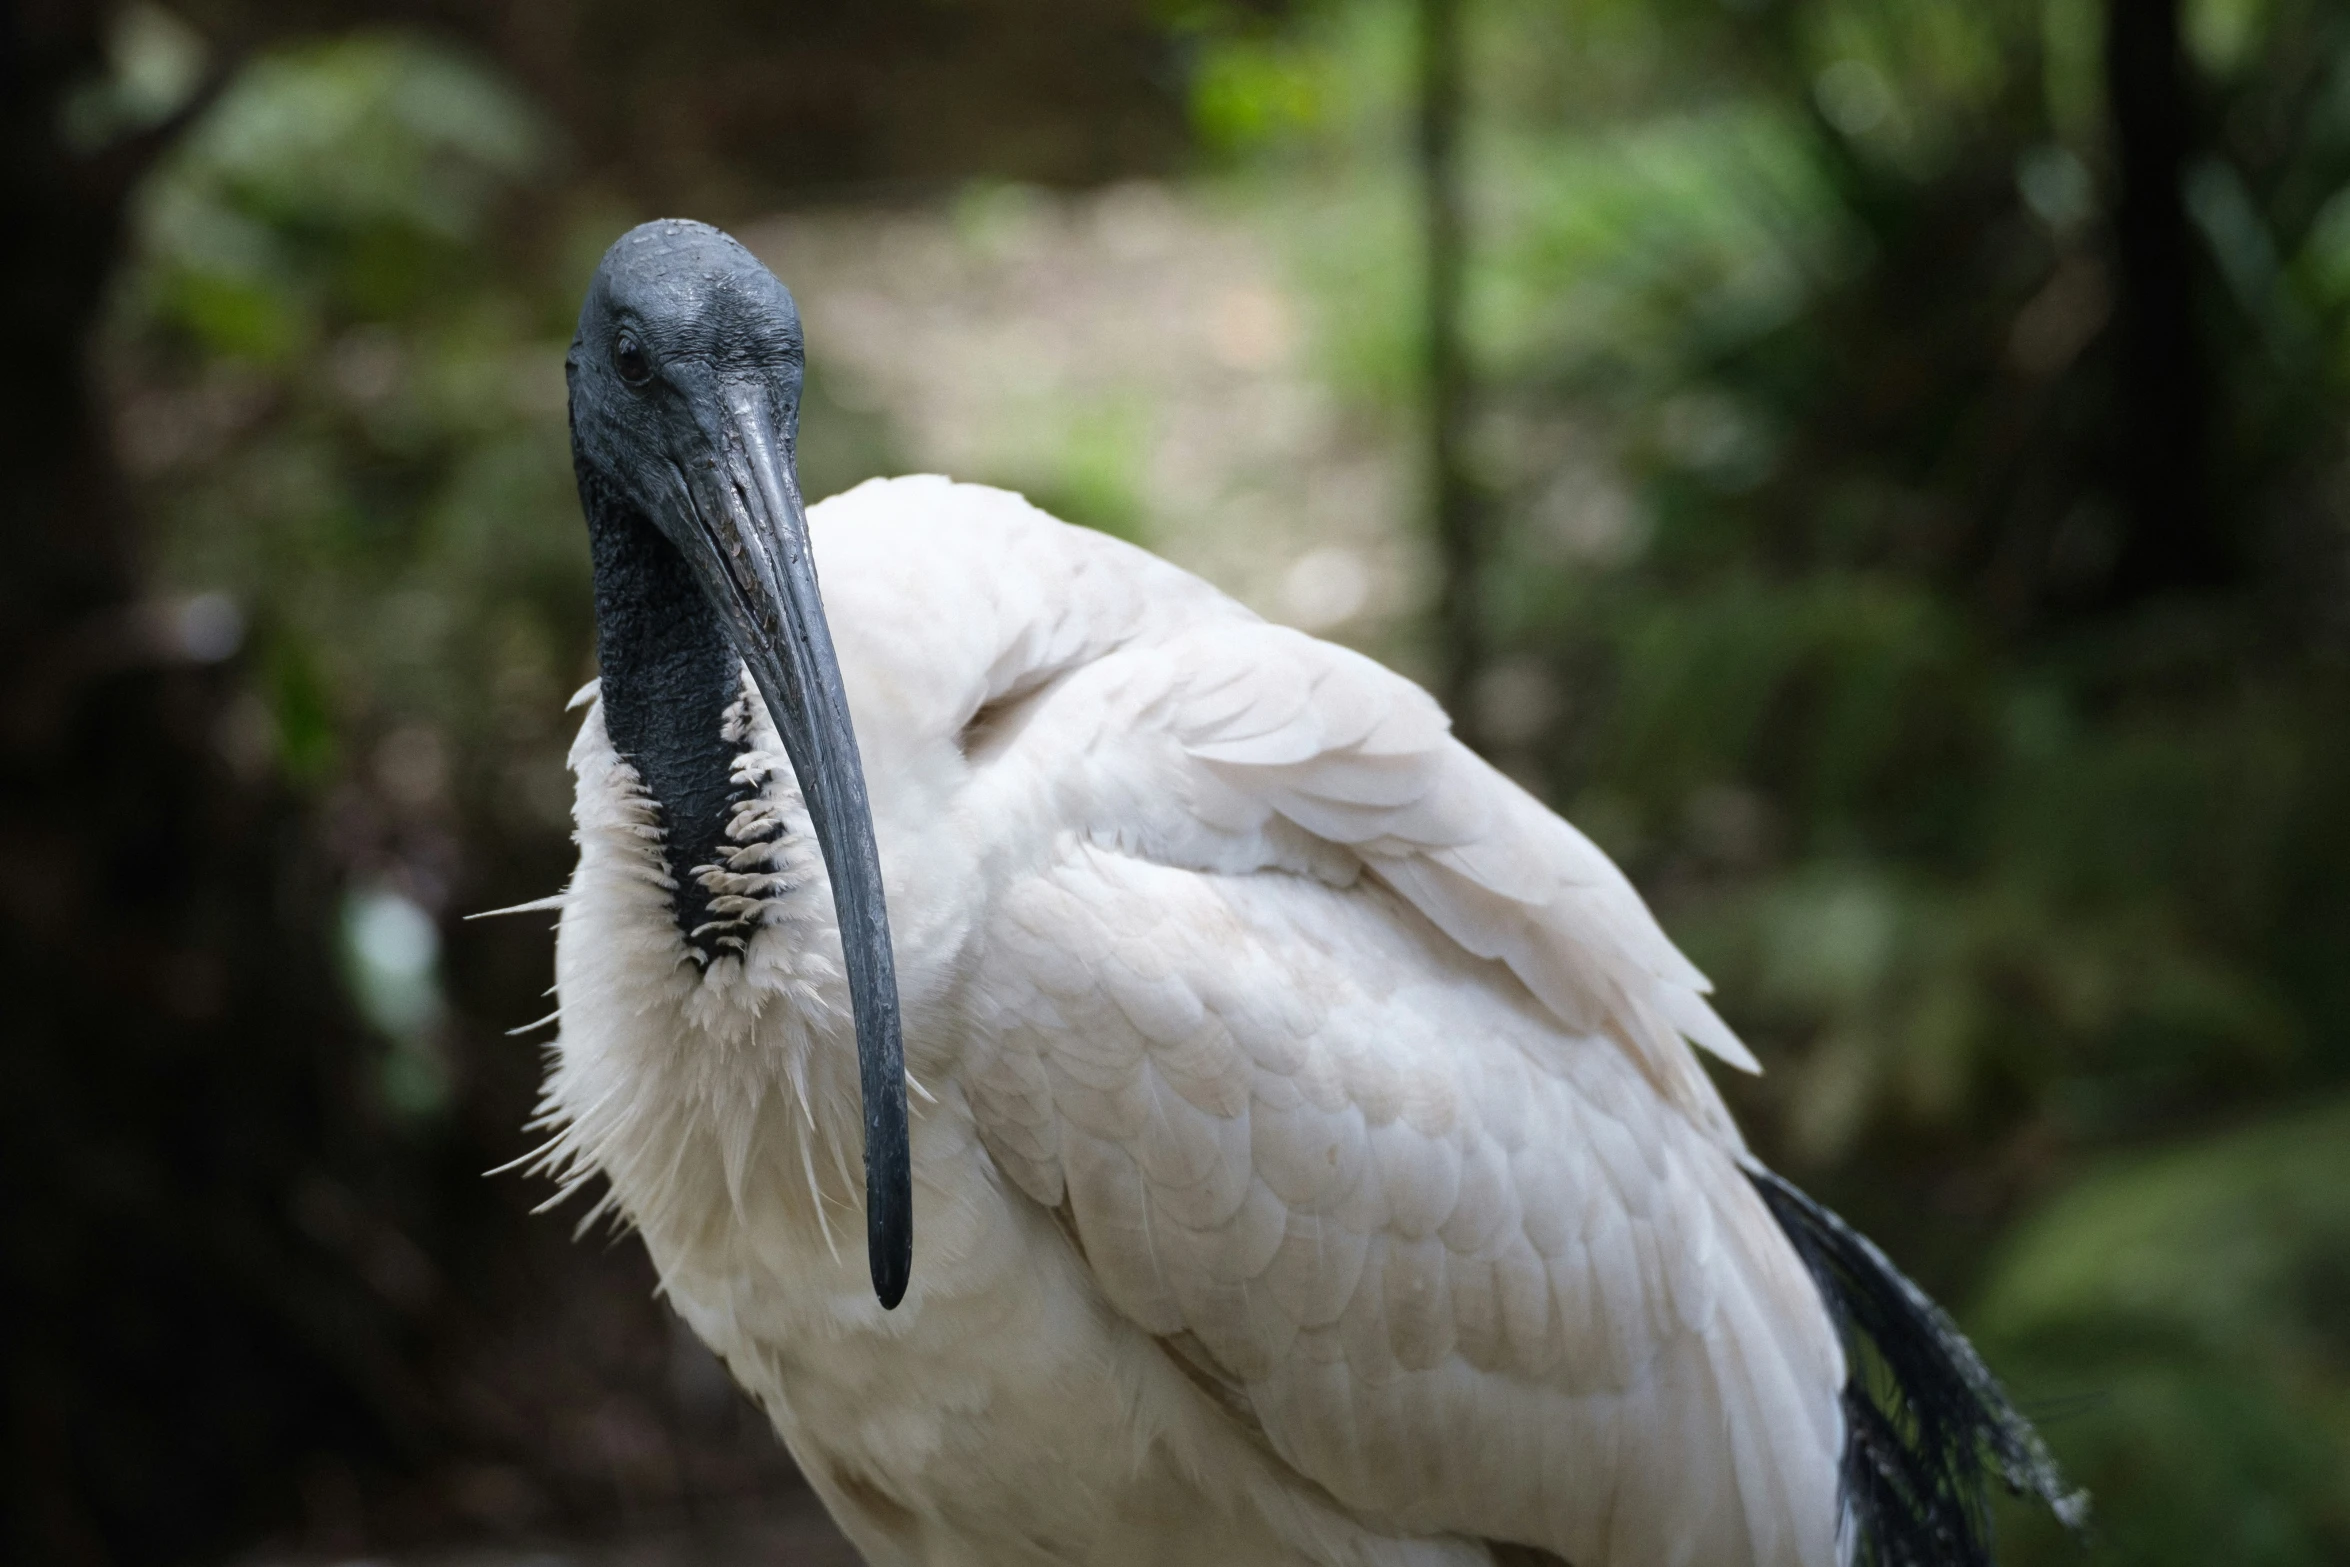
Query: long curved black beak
673 376 910 1309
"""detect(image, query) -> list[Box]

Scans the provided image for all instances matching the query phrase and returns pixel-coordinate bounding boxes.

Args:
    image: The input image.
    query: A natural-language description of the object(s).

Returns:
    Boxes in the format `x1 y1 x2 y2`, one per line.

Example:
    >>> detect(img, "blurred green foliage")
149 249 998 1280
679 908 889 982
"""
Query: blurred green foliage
1979 1099 2350 1563
117 31 594 869
109 32 607 1131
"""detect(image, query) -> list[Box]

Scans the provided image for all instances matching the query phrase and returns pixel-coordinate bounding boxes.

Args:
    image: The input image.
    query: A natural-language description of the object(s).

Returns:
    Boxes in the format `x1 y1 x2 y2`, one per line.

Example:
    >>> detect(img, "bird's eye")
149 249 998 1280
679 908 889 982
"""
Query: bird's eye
613 331 652 386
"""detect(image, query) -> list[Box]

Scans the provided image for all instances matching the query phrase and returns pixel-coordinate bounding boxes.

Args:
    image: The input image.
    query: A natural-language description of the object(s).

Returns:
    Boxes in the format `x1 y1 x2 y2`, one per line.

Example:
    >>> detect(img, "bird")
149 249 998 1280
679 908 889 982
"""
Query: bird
521 218 2080 1567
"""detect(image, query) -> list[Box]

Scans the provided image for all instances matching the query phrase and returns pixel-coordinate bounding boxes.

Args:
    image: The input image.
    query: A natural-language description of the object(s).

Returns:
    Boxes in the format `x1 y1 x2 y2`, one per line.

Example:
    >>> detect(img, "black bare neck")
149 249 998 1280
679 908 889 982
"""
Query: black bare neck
579 462 753 960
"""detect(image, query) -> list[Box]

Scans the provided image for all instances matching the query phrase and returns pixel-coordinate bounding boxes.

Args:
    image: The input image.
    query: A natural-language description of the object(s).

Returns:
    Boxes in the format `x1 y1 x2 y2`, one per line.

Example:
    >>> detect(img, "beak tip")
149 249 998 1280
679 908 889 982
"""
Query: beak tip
869 1210 911 1310
861 1063 912 1310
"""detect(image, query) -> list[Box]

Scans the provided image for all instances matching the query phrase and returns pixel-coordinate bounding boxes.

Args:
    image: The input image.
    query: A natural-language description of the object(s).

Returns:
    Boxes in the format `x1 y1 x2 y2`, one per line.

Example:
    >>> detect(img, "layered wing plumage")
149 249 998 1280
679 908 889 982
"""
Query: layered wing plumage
811 480 1847 1565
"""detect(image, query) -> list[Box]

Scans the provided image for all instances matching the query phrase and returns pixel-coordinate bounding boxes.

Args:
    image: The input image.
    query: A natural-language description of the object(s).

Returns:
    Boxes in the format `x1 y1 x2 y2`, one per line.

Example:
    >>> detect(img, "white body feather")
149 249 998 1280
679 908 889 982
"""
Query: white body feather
538 476 1847 1566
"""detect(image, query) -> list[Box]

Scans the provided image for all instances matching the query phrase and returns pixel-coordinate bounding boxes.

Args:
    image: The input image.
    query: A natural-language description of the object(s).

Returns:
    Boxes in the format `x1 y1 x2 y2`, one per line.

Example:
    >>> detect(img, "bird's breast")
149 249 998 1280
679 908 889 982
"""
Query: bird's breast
546 700 1435 1565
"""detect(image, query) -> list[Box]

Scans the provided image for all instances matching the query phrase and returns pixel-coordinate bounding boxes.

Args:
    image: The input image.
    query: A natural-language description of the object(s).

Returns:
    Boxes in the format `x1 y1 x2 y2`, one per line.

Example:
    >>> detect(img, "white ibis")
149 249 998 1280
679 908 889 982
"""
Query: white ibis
527 219 2078 1566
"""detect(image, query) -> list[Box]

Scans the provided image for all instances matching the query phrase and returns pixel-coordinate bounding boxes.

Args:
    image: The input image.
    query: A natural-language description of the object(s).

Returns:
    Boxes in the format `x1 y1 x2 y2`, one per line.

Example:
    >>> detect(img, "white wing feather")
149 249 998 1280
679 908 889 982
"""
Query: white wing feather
812 480 1845 1565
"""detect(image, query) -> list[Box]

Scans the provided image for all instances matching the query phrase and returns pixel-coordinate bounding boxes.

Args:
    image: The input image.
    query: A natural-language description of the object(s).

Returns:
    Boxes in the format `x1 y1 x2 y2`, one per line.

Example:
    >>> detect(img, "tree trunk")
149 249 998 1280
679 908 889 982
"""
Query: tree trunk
2104 0 2224 599
0 10 408 1563
1419 0 1486 744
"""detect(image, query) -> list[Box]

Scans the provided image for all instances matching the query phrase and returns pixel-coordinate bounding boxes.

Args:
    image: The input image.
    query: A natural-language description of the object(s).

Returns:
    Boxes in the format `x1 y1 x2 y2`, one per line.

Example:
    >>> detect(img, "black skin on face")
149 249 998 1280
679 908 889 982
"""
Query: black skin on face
576 458 759 959
568 221 806 958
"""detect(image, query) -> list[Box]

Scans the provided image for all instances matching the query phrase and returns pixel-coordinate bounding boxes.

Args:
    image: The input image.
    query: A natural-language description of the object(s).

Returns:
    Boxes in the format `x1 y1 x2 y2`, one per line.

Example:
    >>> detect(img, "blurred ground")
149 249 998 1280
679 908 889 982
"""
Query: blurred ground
756 183 1422 646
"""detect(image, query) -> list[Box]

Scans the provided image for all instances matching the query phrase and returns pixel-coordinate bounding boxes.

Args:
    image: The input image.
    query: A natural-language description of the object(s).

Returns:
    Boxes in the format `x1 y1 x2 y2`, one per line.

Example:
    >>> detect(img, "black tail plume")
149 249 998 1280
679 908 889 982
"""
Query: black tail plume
1748 1167 2087 1566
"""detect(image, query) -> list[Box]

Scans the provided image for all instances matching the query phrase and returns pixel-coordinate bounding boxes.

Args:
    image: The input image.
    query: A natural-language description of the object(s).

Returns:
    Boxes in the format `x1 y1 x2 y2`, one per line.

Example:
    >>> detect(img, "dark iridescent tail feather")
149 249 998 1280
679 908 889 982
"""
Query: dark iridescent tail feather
1748 1168 2088 1566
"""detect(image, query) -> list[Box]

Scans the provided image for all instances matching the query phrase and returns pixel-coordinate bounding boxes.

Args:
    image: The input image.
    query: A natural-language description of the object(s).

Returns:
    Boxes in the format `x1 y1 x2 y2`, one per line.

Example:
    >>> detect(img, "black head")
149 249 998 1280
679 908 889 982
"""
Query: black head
569 221 806 532
568 221 910 1309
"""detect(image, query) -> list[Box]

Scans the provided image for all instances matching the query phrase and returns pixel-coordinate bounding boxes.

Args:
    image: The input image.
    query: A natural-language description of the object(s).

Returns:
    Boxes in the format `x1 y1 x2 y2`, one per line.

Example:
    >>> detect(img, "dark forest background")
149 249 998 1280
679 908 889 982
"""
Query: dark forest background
6 1 2347 1563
